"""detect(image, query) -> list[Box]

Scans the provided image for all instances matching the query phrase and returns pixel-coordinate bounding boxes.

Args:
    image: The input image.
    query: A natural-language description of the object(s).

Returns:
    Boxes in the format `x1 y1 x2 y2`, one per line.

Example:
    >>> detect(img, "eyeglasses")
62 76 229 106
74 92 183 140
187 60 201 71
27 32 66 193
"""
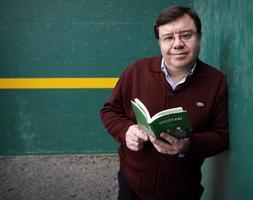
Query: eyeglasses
159 31 199 45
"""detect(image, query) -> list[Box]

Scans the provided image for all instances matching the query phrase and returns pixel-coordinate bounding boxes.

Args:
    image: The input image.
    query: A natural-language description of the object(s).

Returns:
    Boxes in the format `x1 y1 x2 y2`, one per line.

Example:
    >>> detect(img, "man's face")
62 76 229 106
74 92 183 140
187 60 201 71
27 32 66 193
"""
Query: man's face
158 14 201 69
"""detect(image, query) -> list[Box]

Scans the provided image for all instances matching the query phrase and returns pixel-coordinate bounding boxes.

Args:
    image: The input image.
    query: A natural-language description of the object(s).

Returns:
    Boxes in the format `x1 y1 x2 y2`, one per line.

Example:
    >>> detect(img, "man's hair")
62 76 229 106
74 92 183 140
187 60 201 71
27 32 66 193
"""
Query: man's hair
154 6 202 39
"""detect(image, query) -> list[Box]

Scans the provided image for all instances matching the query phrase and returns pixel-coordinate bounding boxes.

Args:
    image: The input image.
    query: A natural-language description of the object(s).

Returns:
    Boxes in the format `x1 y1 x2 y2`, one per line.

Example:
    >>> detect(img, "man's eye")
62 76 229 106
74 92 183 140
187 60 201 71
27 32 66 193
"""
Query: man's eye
180 33 192 40
164 36 174 41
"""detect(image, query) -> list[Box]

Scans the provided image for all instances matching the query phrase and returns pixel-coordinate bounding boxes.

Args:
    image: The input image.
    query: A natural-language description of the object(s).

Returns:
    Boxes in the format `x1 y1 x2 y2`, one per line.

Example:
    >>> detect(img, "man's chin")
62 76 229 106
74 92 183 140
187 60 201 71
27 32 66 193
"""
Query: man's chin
171 60 189 68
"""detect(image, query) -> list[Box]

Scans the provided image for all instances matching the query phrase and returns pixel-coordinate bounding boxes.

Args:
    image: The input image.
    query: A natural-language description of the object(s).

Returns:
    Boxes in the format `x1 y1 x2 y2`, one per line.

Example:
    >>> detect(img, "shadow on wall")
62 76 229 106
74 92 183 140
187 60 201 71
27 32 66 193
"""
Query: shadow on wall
201 29 233 200
201 151 230 200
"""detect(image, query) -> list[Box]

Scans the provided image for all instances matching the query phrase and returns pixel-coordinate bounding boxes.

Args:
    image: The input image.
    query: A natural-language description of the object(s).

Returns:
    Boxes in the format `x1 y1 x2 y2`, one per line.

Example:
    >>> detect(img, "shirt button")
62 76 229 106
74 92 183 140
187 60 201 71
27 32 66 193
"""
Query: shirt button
160 157 166 162
178 153 186 158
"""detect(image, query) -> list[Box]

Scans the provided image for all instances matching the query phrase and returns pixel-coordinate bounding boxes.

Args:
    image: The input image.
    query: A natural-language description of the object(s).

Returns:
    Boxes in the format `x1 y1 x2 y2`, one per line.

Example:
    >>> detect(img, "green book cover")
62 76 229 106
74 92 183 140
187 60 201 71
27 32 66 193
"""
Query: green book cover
131 98 192 138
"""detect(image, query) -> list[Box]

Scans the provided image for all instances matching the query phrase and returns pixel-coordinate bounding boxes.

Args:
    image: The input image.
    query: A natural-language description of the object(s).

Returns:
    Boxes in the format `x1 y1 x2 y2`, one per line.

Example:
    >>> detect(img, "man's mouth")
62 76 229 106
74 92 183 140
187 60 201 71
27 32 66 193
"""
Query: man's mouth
171 52 188 56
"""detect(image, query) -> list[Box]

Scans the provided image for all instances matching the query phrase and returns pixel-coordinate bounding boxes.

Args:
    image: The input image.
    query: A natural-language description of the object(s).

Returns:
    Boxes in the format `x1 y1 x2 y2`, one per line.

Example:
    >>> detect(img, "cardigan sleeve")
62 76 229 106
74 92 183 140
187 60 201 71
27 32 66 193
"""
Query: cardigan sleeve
100 68 136 145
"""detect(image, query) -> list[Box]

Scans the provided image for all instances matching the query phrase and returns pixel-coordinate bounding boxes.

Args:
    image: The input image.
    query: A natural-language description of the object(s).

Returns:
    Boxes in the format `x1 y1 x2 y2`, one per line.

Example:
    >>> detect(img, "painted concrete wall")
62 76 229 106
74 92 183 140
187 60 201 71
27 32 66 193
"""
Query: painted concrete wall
194 0 253 199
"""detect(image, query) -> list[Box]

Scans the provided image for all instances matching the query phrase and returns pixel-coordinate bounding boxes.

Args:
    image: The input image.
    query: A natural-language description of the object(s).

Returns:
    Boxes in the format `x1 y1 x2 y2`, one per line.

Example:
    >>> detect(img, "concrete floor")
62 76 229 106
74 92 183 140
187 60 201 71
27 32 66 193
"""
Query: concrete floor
0 155 119 200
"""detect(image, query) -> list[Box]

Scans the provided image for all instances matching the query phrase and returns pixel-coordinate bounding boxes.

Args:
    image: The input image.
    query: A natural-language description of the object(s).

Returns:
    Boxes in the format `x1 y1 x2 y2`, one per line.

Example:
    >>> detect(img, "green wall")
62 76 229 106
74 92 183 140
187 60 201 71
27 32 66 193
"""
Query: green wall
0 0 192 155
2 0 253 199
193 0 253 199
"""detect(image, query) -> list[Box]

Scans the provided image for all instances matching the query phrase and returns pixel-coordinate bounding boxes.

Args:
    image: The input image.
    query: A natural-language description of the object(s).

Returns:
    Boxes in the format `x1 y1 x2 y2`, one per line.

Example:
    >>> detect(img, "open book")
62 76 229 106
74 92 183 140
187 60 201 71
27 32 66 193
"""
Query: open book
131 98 192 138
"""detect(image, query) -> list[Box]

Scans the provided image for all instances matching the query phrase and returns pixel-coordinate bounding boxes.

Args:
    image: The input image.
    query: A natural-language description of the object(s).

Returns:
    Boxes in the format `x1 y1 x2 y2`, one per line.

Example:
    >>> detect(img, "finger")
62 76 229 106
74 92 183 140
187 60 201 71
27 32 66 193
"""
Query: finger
149 135 156 141
129 145 142 151
150 136 172 146
160 132 177 144
127 125 149 142
133 128 149 141
150 136 178 155
152 142 177 155
126 140 144 151
126 125 139 140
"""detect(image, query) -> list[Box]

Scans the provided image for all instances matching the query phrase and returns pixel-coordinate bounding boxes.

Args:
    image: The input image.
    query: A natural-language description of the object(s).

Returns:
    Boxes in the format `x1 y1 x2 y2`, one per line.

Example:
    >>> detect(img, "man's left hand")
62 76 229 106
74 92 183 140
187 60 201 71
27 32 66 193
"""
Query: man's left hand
149 132 190 155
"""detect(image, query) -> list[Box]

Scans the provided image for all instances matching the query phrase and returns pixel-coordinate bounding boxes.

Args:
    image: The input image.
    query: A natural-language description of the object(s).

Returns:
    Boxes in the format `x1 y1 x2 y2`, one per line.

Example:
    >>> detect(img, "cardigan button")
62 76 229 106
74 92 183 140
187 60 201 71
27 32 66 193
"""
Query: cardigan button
159 176 164 182
168 92 174 98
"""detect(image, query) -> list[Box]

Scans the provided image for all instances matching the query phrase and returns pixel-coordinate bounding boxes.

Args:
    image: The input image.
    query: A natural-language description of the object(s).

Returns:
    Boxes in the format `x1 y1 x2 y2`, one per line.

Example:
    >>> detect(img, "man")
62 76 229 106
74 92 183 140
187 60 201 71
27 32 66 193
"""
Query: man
100 6 228 200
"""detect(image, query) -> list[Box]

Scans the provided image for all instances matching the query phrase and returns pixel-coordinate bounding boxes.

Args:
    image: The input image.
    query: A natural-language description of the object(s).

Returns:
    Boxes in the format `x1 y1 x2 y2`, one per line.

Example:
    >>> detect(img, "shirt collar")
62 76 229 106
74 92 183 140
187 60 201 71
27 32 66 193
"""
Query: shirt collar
161 58 196 90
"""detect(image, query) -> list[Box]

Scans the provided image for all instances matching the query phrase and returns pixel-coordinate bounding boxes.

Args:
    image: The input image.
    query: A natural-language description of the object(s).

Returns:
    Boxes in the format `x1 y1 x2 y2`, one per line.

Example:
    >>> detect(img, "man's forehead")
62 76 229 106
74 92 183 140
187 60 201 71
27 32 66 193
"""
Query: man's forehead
159 14 196 34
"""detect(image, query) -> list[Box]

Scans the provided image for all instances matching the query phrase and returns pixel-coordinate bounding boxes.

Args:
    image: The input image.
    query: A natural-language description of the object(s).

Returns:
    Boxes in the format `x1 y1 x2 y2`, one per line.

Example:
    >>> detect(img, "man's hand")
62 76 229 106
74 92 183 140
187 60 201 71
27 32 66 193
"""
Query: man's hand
149 132 190 155
125 125 149 151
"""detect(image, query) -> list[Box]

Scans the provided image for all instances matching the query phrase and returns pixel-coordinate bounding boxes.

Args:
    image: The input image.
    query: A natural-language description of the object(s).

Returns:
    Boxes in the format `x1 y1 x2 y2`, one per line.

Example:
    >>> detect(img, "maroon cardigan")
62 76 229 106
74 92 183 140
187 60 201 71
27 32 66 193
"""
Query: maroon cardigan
100 56 228 200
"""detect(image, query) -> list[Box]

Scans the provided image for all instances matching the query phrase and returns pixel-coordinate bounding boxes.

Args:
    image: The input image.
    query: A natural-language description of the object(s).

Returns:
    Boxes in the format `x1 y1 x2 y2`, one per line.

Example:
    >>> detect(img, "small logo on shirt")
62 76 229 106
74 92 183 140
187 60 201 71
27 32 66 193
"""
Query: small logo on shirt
196 102 205 107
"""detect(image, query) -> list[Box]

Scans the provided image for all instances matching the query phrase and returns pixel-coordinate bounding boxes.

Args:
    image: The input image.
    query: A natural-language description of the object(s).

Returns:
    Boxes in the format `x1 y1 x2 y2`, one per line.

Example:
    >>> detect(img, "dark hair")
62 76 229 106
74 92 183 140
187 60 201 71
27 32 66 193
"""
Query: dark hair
154 6 202 39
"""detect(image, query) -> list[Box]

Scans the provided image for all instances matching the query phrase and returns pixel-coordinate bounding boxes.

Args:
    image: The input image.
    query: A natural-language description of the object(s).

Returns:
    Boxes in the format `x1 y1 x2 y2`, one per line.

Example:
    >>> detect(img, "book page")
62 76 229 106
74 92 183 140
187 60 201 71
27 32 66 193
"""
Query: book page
131 100 154 135
151 107 183 122
133 98 151 120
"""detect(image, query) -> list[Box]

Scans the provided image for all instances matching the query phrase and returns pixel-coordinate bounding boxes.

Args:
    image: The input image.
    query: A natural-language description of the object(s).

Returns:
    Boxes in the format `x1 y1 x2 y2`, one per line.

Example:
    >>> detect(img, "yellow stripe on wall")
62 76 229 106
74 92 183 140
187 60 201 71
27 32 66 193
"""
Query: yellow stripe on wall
0 78 119 89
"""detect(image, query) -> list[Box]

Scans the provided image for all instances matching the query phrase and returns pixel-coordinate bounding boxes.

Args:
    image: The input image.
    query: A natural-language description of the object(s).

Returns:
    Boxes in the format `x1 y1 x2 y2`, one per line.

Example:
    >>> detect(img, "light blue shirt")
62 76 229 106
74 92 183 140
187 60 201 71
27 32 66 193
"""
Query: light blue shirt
161 58 196 90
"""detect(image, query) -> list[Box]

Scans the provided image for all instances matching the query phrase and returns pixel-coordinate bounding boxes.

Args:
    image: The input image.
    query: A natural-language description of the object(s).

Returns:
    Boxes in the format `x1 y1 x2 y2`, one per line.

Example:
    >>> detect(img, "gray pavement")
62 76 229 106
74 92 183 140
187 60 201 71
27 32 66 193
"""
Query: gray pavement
0 155 119 200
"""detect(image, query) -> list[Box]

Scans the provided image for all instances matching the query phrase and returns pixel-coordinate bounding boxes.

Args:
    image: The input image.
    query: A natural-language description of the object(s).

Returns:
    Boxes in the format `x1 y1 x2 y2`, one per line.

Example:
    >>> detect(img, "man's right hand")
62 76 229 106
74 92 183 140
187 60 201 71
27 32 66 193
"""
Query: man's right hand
125 125 149 151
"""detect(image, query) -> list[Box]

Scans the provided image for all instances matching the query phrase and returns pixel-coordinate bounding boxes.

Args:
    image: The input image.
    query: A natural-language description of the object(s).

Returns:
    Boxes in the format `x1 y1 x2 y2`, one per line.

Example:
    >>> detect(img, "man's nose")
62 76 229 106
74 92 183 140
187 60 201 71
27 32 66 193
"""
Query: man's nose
172 36 185 48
